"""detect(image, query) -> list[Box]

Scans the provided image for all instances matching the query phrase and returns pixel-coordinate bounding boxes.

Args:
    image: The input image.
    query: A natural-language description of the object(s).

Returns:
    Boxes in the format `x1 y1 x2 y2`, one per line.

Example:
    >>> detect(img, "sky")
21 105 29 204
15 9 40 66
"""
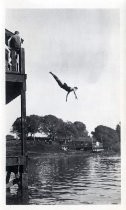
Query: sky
5 9 120 134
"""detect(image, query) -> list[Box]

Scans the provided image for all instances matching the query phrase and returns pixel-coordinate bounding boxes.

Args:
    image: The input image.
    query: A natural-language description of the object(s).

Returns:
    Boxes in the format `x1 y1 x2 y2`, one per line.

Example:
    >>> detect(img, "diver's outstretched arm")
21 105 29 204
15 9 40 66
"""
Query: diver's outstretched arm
73 90 78 99
66 92 70 102
49 72 63 88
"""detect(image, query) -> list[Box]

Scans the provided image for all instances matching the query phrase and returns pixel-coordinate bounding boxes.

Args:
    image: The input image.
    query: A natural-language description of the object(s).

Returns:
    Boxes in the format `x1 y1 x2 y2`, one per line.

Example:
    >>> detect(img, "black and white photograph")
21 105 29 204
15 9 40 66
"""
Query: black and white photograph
2 2 124 206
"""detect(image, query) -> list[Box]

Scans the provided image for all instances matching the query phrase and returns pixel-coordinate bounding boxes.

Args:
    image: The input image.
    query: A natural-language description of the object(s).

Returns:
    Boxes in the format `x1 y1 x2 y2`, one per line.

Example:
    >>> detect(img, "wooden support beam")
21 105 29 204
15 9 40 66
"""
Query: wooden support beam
6 73 26 83
21 172 28 203
20 48 25 74
21 81 26 157
20 53 28 200
20 47 27 158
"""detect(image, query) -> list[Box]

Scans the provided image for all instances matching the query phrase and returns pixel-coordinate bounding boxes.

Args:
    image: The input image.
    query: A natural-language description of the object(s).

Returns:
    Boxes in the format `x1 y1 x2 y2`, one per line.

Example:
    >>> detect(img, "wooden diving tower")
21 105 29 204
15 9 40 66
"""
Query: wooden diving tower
5 29 28 204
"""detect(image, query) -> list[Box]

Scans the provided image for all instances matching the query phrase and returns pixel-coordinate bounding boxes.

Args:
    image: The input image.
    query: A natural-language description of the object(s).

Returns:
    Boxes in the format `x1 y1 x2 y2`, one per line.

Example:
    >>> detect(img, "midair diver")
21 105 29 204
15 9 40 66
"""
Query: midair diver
49 72 78 102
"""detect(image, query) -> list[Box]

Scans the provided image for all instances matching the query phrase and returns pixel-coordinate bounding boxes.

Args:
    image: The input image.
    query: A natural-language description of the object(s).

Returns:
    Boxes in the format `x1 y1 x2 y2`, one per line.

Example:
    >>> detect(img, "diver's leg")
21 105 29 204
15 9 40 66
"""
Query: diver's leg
73 90 78 99
49 72 63 88
66 92 70 102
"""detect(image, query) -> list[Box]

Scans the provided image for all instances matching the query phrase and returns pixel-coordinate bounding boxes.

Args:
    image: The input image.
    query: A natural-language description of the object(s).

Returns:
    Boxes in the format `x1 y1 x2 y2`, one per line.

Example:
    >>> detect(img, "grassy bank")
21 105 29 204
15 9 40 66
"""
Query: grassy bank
6 138 120 157
6 139 62 156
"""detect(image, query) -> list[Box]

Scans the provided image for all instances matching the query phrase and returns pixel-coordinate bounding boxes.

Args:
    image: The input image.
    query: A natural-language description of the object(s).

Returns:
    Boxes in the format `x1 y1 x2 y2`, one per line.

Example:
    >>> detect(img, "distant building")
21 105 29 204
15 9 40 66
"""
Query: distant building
6 134 15 141
57 136 92 151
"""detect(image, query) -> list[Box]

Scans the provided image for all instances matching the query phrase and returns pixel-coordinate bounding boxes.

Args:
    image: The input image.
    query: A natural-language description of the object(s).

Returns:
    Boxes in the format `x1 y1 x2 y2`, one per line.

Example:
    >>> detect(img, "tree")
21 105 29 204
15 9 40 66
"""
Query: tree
11 115 41 138
39 115 62 140
63 121 78 139
26 115 41 137
92 125 120 152
74 121 88 137
11 117 22 138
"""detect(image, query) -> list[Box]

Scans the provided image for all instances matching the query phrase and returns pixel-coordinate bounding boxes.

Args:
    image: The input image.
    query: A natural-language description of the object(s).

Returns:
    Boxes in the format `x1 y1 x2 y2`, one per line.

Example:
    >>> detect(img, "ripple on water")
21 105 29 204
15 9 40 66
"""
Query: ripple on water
28 153 121 204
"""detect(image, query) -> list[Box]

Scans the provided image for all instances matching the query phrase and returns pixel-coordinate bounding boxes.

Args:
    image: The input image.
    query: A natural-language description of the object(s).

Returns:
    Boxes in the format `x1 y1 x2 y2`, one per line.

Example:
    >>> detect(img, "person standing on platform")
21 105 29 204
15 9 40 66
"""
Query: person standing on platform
8 31 22 53
8 31 23 71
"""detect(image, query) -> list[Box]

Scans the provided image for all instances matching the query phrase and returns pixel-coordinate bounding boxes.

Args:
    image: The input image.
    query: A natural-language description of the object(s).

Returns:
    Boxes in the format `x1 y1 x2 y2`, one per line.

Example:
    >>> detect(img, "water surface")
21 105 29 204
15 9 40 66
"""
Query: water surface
28 152 121 205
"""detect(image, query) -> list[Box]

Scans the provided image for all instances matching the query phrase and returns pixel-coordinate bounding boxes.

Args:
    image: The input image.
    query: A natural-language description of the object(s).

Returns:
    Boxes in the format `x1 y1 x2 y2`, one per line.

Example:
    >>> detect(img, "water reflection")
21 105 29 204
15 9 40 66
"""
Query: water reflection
28 152 121 205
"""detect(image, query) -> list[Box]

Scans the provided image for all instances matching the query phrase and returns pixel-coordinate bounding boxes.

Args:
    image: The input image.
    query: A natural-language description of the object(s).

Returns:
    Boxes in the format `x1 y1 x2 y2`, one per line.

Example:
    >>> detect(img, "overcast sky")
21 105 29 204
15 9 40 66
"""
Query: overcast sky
5 9 120 134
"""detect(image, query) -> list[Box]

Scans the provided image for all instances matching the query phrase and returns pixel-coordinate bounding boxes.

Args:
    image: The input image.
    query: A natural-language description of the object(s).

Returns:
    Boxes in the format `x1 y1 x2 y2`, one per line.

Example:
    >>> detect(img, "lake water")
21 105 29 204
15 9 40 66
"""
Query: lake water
28 152 121 205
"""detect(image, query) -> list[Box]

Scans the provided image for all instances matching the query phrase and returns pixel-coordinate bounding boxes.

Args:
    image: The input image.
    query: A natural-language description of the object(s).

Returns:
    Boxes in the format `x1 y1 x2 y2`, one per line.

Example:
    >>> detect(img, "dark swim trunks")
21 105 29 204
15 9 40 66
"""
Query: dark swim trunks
63 83 71 92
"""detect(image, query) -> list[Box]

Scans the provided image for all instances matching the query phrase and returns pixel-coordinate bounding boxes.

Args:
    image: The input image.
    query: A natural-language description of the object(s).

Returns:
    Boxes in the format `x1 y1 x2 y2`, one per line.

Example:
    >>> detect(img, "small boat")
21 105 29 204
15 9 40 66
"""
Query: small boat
92 141 104 153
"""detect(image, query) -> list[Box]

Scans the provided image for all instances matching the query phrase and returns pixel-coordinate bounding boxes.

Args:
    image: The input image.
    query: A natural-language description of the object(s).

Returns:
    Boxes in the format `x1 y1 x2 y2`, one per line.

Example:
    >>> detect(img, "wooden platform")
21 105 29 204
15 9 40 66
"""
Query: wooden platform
6 156 27 167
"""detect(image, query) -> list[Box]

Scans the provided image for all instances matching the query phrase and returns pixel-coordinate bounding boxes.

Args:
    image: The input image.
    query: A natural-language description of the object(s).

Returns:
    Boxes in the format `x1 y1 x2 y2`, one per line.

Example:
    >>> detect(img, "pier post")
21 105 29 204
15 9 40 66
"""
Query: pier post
21 81 26 156
20 48 28 202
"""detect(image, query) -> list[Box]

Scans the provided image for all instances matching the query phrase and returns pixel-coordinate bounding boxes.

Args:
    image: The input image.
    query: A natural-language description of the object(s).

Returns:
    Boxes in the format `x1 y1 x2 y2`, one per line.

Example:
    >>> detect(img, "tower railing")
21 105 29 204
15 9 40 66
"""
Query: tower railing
5 47 25 74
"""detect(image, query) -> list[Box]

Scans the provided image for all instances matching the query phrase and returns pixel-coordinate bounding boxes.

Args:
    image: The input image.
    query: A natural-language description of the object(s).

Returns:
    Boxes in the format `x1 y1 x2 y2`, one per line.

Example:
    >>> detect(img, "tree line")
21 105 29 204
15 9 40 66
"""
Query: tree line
11 114 89 140
11 114 121 152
